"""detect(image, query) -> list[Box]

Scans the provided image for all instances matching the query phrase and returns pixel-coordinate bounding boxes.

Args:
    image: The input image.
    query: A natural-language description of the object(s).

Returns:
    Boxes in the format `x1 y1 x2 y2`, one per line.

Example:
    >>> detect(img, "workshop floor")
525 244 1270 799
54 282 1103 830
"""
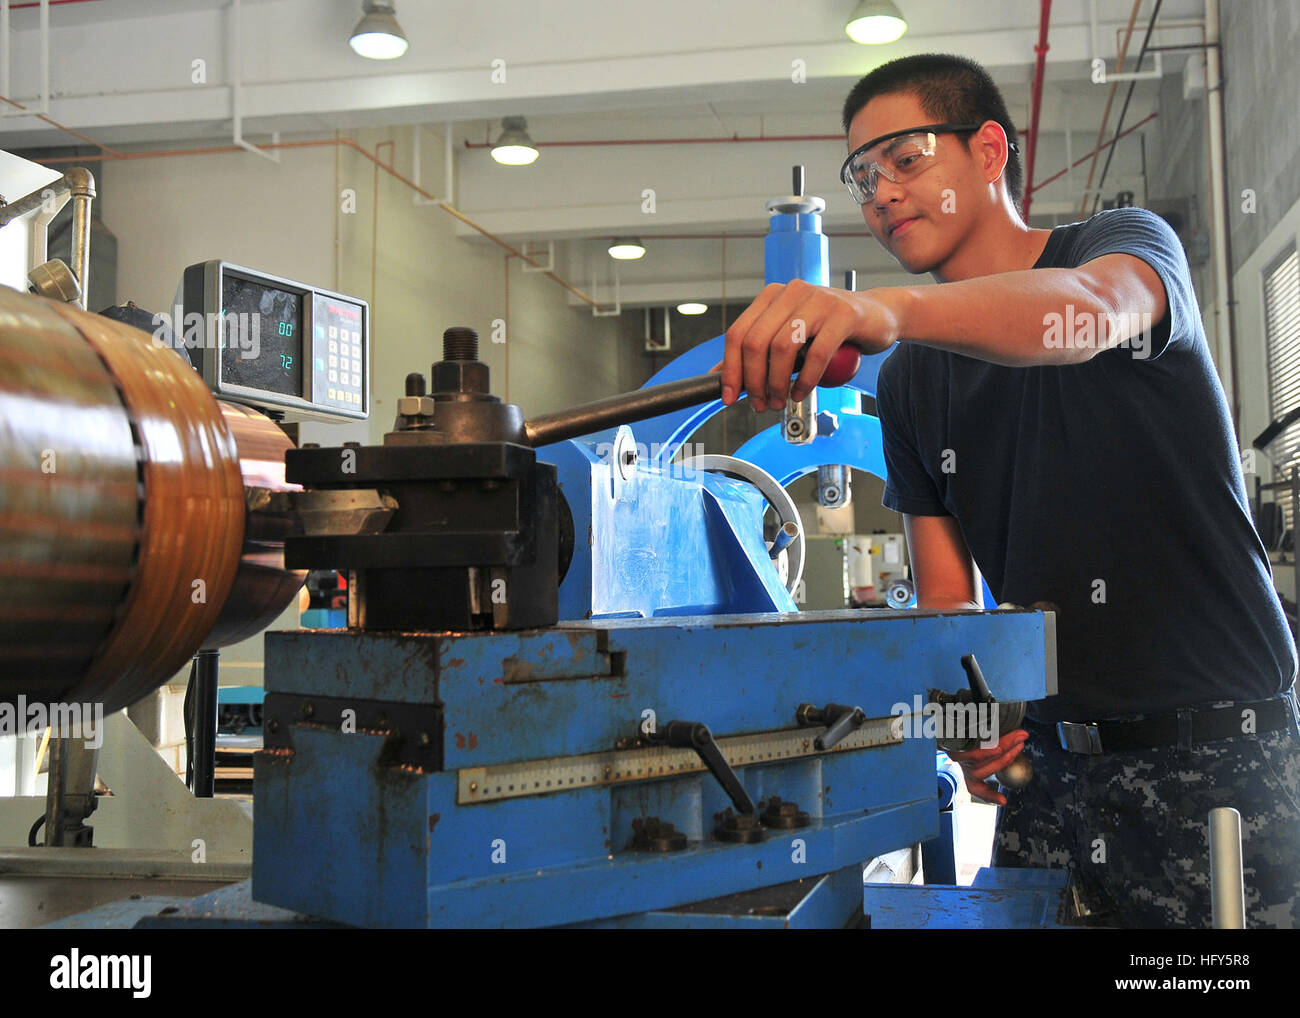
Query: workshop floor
0 875 238 927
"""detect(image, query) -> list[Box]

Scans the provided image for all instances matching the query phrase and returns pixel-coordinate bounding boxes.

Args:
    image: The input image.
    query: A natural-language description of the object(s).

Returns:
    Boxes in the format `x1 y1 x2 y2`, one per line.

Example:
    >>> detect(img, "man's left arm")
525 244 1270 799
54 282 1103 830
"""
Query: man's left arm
867 254 1168 372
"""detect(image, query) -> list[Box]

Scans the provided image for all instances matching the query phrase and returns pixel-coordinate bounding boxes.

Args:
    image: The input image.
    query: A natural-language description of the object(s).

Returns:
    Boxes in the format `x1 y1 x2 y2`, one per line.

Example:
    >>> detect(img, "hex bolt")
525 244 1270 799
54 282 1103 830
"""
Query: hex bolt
397 395 435 416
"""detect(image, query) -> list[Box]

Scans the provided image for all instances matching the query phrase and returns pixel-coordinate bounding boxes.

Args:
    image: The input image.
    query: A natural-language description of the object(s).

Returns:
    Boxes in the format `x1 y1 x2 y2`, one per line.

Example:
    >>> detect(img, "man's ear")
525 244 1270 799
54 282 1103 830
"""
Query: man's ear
971 120 1010 187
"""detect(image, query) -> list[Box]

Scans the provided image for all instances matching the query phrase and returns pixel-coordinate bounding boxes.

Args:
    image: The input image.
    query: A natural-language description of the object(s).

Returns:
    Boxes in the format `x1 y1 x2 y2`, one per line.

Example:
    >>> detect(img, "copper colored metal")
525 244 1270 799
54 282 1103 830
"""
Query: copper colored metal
0 292 140 700
41 298 247 711
0 289 301 713
202 402 306 649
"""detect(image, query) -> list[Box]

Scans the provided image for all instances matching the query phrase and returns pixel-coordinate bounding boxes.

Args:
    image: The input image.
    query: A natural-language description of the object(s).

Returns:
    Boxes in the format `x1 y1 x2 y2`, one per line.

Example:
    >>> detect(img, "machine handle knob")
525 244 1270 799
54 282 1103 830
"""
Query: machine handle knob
795 702 867 751
960 653 994 704
655 720 755 815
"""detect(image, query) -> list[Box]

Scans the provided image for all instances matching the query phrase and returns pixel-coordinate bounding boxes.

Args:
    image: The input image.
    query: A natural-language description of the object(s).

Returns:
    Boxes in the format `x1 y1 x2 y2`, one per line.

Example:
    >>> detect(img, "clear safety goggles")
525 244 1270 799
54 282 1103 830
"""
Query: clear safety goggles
840 122 1015 204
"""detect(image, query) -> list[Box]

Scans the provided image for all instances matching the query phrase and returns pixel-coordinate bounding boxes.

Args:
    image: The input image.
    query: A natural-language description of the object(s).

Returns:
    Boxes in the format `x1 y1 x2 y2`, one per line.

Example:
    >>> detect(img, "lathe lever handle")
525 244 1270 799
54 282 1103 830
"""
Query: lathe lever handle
815 704 866 751
795 702 867 751
657 720 755 816
960 653 994 704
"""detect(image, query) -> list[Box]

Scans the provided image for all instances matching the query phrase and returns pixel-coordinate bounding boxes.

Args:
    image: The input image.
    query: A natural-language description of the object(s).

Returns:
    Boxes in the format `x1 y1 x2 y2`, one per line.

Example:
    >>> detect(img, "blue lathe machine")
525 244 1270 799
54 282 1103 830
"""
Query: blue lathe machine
245 168 1059 928
4 165 1060 928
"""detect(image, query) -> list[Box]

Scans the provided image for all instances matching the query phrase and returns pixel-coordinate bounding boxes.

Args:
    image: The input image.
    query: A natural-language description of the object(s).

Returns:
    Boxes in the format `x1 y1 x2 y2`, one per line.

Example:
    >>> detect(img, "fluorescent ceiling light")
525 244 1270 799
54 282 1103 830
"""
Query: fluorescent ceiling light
491 117 540 166
845 1 907 44
608 238 646 260
349 1 409 60
676 302 708 315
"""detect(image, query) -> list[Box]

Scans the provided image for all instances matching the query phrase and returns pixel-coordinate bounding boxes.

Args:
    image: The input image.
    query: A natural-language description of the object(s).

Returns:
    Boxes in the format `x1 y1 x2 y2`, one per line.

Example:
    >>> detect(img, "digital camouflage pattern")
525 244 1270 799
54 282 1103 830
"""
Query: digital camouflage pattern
993 694 1300 929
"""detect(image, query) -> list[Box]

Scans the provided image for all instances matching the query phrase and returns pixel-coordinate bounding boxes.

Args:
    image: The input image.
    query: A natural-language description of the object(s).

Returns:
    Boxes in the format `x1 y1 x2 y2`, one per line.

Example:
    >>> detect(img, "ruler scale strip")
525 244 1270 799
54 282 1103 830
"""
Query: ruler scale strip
457 715 907 804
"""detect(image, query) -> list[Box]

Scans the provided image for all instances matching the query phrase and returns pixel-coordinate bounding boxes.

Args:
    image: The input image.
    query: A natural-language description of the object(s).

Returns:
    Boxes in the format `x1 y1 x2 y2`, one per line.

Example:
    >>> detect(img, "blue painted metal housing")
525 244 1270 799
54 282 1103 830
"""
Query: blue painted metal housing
253 608 1054 928
546 437 795 621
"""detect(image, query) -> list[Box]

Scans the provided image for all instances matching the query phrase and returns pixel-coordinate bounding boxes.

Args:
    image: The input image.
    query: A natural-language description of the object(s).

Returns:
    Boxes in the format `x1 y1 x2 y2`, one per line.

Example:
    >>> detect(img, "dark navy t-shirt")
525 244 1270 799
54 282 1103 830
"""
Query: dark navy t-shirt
876 207 1297 723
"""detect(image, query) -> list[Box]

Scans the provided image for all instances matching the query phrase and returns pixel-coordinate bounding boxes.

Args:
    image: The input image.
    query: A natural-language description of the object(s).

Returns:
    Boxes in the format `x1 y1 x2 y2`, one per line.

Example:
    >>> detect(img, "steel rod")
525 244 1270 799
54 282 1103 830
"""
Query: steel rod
523 372 723 448
1209 806 1245 928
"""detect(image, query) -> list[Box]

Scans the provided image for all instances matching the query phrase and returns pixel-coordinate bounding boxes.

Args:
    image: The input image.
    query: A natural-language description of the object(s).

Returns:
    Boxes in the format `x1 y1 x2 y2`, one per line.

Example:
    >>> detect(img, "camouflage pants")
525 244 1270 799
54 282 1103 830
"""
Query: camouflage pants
992 697 1300 929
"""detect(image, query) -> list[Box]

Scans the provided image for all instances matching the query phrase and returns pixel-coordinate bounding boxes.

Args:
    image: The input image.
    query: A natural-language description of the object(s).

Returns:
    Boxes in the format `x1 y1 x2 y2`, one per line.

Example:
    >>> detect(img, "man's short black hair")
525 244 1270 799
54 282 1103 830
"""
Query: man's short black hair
841 53 1023 215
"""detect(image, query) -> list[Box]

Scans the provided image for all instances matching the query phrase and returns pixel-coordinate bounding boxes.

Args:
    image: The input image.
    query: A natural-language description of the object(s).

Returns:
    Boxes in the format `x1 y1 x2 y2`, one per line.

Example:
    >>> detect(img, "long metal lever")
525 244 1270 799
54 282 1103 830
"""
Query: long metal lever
524 374 721 448
651 719 754 815
522 345 863 448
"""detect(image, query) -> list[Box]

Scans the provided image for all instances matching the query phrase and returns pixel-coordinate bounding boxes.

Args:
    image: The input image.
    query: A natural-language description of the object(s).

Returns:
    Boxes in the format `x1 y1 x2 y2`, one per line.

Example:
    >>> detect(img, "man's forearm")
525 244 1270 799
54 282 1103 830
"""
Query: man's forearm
866 269 1118 367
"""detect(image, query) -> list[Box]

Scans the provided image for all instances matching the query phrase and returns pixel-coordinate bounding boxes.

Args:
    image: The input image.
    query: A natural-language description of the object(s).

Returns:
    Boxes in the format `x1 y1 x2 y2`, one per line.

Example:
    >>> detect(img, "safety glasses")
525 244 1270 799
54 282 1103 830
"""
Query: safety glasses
840 122 1016 204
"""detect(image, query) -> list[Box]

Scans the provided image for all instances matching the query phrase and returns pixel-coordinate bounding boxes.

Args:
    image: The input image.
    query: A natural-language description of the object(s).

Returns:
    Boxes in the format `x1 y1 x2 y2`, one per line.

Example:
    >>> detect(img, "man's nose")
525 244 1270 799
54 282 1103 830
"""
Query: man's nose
872 172 906 208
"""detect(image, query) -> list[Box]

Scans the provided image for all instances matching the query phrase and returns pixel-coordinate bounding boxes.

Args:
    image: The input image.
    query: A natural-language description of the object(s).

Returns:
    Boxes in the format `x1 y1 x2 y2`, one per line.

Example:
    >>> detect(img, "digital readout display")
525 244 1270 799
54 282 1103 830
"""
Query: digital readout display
219 273 303 397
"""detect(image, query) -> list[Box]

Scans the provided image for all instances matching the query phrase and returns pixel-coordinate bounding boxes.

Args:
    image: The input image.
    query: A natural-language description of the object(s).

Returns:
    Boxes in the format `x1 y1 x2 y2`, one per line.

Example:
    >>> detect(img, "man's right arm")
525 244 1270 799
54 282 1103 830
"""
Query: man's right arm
905 513 1029 807
904 513 983 611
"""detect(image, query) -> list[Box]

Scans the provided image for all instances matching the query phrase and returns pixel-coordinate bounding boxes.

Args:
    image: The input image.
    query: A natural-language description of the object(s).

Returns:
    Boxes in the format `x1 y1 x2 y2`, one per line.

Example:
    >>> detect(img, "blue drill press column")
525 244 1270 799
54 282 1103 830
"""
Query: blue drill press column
764 165 830 286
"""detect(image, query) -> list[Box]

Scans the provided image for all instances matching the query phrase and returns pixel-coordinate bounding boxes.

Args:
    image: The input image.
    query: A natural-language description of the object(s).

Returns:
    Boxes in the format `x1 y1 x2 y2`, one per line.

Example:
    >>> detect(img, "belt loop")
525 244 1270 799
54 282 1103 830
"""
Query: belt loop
1285 683 1300 739
1177 707 1194 752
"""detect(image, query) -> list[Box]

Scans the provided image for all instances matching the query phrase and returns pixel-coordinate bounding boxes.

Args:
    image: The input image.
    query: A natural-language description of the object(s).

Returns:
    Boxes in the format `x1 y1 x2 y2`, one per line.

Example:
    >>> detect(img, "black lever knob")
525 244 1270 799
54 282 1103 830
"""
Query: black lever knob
795 702 867 751
652 720 754 815
961 653 994 703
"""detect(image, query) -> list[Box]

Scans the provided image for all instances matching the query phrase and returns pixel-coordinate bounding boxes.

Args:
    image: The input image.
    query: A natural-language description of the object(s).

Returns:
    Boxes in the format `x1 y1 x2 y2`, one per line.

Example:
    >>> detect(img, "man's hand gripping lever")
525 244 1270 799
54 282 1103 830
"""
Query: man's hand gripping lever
933 653 1033 807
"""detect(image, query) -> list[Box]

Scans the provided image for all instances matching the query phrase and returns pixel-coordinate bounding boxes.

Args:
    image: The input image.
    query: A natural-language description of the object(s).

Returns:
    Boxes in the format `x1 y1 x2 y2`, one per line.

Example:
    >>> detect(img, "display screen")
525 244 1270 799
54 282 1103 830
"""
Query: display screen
219 273 303 397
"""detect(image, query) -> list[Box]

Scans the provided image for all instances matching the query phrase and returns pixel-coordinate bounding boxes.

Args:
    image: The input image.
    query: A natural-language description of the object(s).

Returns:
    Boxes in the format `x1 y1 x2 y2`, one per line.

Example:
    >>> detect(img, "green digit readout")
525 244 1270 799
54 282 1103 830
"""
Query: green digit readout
280 354 293 370
278 321 294 336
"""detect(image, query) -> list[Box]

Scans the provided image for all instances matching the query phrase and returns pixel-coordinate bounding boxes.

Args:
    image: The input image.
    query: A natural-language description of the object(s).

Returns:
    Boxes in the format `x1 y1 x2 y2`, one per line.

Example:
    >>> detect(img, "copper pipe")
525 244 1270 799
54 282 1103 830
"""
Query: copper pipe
1079 0 1142 218
0 91 122 156
1028 111 1157 193
464 133 850 149
34 135 604 309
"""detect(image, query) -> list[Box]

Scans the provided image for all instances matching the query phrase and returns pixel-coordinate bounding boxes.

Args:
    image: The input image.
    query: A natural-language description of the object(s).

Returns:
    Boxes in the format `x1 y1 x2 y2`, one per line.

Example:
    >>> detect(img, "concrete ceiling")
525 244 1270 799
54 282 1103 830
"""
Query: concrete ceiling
0 0 1212 306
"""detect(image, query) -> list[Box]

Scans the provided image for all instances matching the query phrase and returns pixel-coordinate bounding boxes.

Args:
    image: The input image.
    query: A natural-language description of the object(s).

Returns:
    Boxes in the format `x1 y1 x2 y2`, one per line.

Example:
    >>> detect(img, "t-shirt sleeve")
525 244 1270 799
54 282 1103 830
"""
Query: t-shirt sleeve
1070 206 1197 360
876 350 949 516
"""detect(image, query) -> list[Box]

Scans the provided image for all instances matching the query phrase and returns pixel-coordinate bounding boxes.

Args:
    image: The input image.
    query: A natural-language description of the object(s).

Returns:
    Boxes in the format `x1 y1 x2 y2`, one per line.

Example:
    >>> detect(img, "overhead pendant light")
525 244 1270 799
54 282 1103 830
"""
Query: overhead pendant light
608 238 646 260
676 302 708 316
845 1 908 44
349 0 409 60
491 116 540 166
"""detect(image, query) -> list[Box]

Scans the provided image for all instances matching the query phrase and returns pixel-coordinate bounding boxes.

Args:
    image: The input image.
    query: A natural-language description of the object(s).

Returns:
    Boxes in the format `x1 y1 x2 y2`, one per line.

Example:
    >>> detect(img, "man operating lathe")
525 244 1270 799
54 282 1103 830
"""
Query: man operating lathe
720 53 1300 928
